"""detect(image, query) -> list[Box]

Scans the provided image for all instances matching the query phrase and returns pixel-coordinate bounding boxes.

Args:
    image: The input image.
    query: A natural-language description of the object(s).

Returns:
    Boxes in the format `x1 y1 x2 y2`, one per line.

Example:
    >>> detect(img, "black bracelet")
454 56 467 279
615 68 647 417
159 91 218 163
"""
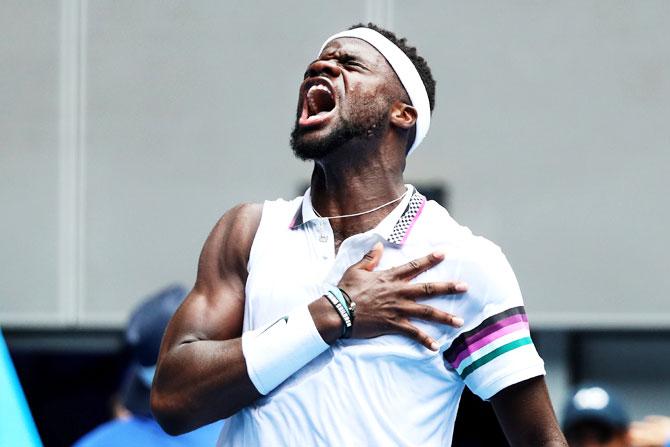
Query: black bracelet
338 288 356 338
324 293 351 337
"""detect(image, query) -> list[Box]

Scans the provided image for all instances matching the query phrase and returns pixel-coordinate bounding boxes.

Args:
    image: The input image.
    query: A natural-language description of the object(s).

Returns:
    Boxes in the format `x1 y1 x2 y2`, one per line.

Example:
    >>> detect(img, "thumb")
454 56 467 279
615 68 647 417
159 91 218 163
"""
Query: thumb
359 242 384 271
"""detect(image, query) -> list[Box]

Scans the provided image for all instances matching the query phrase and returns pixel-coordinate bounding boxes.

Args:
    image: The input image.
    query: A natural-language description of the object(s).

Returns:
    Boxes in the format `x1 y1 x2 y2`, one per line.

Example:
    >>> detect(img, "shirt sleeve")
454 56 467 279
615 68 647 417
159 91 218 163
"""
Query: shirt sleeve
442 243 545 400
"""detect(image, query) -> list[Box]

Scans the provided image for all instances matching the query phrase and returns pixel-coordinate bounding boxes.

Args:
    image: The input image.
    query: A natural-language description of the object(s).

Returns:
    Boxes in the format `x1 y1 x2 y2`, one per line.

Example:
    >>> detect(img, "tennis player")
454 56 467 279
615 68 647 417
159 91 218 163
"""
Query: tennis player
151 23 567 446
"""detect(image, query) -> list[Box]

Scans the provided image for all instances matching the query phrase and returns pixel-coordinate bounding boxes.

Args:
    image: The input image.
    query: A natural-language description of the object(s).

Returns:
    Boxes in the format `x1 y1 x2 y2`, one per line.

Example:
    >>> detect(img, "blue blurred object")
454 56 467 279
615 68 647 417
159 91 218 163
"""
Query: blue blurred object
73 417 223 447
562 383 630 432
0 329 42 447
73 284 224 446
126 283 188 368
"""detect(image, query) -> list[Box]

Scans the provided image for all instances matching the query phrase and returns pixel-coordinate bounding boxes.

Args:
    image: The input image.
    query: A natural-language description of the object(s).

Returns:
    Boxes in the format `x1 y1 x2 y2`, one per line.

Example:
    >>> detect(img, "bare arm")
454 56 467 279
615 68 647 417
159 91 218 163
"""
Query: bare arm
491 376 568 447
151 206 468 435
151 203 263 434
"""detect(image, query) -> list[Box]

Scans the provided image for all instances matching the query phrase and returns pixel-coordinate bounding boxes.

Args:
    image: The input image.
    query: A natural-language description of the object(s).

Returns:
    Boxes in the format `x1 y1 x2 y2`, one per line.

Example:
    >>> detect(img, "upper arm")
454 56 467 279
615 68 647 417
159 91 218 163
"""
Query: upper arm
160 203 263 352
490 376 567 446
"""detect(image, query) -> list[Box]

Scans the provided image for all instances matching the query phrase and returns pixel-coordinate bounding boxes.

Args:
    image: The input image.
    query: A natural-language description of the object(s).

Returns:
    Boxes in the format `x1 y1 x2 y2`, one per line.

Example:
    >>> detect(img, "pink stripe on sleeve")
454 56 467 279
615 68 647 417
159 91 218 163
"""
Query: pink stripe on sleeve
450 313 528 362
450 320 530 369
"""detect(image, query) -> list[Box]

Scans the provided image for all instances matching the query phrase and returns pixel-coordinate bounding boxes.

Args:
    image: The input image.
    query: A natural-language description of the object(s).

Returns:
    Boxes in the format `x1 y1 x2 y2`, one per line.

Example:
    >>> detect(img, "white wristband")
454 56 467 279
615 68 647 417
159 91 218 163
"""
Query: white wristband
242 305 329 395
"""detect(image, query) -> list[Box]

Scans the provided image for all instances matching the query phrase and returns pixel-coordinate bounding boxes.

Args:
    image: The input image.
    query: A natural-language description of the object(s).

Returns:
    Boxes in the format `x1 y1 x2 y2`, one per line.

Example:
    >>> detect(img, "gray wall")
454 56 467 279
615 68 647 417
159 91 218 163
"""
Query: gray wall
2 0 670 418
3 1 669 328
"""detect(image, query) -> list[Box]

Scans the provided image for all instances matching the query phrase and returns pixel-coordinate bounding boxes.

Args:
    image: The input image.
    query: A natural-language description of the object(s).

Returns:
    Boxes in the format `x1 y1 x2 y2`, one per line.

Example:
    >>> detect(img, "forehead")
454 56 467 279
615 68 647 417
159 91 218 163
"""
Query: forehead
319 37 391 70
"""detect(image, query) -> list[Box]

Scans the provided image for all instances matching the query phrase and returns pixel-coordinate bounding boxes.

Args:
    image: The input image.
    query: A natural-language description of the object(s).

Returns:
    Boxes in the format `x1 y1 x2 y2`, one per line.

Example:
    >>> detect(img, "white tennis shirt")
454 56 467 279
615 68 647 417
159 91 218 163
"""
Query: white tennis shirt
218 185 545 446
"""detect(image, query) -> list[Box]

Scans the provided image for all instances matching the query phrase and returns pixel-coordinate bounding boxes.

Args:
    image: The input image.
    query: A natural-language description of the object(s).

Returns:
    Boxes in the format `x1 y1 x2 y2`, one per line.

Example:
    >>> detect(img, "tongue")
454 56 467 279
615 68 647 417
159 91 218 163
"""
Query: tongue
307 88 335 116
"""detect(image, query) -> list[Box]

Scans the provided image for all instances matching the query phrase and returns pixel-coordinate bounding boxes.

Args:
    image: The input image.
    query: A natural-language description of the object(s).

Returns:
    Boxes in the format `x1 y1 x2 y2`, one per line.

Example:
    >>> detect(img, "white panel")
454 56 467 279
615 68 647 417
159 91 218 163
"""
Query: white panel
80 0 367 325
3 1 670 328
0 2 63 324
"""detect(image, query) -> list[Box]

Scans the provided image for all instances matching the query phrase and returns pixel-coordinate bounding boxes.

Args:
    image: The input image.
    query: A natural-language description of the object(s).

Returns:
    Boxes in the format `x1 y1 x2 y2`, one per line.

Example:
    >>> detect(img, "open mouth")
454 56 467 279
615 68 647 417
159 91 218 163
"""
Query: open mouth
298 78 337 128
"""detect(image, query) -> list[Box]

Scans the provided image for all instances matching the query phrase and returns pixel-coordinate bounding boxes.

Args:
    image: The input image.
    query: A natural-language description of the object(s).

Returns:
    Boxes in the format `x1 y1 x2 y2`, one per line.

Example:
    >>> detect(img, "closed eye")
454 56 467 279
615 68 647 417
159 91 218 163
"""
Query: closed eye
339 55 365 69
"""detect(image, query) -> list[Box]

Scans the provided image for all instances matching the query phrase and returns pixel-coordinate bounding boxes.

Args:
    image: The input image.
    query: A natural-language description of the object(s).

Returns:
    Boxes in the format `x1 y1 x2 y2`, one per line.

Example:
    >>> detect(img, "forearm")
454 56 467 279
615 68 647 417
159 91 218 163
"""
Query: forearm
151 338 259 435
503 429 567 447
152 297 342 435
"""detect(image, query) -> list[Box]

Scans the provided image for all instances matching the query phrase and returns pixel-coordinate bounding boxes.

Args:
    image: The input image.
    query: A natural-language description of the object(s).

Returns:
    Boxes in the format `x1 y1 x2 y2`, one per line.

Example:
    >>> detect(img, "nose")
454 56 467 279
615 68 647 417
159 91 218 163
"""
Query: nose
305 58 342 79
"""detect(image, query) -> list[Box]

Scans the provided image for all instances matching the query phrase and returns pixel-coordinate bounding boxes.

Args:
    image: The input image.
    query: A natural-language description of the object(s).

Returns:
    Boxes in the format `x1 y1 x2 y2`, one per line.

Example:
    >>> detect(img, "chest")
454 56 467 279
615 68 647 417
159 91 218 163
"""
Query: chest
244 219 465 341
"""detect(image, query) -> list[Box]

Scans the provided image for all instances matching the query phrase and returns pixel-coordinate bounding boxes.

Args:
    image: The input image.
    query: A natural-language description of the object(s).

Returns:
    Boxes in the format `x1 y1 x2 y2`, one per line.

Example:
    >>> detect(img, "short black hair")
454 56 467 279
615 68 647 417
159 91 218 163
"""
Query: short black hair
349 22 436 112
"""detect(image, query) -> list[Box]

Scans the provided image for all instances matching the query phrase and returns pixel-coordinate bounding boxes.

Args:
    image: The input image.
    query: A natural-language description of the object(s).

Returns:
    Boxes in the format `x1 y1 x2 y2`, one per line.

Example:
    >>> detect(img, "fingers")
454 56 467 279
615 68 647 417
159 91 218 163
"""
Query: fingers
402 303 464 328
394 321 440 351
357 242 384 272
388 251 445 280
402 281 468 299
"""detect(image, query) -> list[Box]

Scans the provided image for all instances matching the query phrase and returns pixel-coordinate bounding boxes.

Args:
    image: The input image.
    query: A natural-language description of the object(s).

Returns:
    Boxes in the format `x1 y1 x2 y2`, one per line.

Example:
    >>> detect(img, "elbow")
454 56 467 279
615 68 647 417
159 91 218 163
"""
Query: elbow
150 387 195 436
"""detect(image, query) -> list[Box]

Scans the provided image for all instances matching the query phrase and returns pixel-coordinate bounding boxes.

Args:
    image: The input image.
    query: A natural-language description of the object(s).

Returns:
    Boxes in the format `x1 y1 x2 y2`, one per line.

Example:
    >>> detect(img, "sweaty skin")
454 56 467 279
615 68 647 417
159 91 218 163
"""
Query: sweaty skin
151 37 567 446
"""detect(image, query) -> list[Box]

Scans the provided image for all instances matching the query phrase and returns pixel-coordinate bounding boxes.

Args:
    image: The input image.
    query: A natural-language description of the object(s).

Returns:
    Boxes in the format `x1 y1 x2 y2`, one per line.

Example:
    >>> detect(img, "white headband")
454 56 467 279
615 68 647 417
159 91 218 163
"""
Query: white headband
319 27 431 156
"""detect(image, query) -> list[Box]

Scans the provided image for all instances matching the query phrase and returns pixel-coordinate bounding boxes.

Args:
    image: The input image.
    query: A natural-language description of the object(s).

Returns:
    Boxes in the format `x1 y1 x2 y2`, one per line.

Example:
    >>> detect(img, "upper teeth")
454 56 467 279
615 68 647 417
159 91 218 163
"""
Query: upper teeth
308 84 330 94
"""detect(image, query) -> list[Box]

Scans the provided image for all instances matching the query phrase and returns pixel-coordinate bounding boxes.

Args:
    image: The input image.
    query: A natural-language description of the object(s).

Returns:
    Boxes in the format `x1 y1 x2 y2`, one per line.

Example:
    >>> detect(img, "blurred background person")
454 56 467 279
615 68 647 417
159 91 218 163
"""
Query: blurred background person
72 285 222 447
562 384 631 447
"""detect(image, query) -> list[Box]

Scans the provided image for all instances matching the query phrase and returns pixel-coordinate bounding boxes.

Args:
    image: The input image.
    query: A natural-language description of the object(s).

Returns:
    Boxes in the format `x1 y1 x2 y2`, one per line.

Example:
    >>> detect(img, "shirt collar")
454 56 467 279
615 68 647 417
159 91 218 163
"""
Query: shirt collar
288 184 427 246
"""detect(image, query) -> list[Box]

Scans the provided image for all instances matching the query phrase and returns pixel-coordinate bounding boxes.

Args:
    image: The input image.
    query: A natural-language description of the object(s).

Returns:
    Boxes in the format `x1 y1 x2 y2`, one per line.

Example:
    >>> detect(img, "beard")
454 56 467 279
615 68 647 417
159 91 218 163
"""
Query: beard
290 101 388 161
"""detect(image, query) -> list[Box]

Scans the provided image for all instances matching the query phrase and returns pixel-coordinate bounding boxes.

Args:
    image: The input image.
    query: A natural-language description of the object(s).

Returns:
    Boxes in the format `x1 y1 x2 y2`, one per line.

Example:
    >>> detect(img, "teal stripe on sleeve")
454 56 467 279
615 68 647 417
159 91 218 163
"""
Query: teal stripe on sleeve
460 336 533 380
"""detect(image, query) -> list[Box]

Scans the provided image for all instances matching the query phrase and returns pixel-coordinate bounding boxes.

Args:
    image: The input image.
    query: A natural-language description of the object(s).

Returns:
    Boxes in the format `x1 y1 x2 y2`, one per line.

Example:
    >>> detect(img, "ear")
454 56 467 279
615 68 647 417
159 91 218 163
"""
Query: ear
389 101 418 130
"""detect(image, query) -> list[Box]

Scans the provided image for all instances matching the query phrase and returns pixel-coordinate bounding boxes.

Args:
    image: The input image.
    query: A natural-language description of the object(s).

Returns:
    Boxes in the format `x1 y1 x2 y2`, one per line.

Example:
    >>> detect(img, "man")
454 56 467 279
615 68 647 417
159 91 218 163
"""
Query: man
563 384 670 447
74 285 222 446
562 384 631 447
151 23 567 446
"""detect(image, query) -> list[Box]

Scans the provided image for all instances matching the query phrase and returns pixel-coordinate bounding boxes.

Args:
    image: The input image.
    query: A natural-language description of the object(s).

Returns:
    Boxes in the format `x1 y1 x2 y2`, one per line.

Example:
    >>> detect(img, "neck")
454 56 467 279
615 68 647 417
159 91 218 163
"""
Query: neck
309 138 406 241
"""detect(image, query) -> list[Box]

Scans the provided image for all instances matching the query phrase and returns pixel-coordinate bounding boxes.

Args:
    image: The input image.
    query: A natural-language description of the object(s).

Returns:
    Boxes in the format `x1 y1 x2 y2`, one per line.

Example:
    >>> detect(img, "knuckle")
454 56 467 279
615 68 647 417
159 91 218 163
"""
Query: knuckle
423 282 434 295
406 325 418 338
408 259 420 271
422 306 432 318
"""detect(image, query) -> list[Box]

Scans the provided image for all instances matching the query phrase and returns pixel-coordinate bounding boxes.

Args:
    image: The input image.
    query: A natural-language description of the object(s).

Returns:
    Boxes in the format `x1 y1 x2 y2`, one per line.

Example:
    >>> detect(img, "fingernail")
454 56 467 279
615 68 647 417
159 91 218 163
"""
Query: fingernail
432 251 444 260
430 341 439 351
452 317 464 327
455 282 468 292
374 242 384 250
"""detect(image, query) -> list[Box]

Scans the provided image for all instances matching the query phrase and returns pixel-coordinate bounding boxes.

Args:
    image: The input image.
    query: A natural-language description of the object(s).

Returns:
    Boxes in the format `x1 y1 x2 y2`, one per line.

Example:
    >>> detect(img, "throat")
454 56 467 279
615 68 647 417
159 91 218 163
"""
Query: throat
327 208 391 248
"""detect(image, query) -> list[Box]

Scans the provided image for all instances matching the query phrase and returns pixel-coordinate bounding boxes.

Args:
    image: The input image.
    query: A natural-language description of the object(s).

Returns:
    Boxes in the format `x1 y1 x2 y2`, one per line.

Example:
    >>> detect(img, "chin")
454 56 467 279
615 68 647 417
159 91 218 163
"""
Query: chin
290 113 380 161
290 127 338 161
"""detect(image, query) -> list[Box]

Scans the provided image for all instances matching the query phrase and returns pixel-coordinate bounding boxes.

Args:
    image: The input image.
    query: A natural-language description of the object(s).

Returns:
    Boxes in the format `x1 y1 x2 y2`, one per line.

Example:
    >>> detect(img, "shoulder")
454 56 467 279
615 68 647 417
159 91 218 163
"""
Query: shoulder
202 202 263 267
212 202 263 240
194 203 263 292
216 195 302 237
215 196 303 254
418 200 507 266
451 233 521 313
416 201 522 309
